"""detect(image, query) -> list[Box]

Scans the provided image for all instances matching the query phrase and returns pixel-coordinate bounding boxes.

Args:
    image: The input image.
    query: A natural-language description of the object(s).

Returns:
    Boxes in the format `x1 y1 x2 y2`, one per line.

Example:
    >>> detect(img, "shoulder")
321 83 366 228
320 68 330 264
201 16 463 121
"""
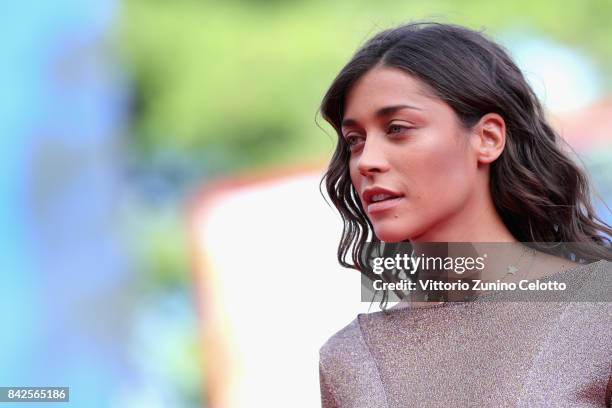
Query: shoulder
318 307 414 363
554 259 612 301
318 308 401 352
318 314 389 406
319 315 363 363
318 311 390 374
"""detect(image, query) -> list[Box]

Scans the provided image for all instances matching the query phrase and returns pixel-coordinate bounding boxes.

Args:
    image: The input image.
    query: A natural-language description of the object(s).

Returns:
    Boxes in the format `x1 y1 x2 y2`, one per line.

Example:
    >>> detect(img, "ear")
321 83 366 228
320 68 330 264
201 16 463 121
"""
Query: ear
470 113 506 164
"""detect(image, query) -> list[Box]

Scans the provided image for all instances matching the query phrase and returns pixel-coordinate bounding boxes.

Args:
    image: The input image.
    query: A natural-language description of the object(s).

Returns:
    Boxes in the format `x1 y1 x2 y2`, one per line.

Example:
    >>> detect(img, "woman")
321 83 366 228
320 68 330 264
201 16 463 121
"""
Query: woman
318 22 611 407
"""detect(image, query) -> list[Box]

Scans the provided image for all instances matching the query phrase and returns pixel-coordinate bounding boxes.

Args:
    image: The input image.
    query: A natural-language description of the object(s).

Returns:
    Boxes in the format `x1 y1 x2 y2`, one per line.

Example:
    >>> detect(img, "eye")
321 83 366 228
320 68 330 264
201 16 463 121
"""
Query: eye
387 124 413 135
345 134 365 148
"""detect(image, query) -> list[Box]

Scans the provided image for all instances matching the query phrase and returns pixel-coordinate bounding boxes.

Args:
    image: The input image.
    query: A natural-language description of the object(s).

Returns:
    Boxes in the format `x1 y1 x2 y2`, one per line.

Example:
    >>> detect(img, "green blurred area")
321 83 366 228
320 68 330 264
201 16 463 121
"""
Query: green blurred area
117 0 612 175
115 0 612 309
113 3 612 404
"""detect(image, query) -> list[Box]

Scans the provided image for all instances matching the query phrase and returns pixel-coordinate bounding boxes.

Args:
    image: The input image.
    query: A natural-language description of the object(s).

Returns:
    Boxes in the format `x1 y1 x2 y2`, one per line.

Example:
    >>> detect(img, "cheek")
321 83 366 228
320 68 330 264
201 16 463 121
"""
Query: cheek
429 156 475 215
438 137 475 186
398 134 474 206
348 159 361 186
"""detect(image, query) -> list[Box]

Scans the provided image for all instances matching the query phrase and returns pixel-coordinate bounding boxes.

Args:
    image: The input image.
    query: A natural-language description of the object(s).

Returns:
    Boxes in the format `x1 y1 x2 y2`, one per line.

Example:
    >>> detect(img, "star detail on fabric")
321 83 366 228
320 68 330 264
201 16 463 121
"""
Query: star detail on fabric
507 265 518 275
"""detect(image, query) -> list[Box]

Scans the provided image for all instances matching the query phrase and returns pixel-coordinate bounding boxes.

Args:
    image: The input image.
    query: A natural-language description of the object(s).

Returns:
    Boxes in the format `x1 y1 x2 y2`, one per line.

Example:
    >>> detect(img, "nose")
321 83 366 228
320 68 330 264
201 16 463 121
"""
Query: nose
356 136 390 177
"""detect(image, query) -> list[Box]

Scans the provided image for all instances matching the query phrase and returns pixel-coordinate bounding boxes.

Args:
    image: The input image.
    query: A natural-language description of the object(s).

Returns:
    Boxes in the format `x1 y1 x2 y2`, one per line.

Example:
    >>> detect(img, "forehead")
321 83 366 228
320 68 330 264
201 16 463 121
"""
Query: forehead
344 66 434 118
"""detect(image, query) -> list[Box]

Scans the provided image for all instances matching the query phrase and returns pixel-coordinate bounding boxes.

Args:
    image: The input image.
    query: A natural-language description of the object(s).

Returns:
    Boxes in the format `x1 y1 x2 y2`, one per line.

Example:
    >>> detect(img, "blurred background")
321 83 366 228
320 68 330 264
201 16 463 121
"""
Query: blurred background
1 0 611 406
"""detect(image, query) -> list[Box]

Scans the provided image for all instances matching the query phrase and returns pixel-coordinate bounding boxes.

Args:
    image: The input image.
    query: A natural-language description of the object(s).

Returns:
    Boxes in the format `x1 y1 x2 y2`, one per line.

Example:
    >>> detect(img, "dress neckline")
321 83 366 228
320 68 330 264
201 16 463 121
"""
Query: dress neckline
383 259 610 313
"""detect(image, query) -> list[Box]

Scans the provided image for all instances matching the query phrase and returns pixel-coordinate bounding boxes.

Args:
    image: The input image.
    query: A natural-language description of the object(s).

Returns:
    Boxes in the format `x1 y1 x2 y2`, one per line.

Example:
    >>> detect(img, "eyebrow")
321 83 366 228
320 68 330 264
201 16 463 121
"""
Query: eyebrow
341 104 422 127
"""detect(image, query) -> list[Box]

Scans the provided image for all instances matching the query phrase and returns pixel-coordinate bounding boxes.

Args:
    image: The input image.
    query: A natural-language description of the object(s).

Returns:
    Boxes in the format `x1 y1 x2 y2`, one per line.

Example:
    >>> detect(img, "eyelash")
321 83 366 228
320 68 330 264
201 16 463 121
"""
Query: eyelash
344 124 414 148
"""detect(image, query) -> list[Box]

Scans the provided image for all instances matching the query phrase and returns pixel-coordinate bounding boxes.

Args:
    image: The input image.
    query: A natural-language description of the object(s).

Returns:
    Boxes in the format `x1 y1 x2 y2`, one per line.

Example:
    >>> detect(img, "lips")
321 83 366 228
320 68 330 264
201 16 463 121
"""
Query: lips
361 187 405 214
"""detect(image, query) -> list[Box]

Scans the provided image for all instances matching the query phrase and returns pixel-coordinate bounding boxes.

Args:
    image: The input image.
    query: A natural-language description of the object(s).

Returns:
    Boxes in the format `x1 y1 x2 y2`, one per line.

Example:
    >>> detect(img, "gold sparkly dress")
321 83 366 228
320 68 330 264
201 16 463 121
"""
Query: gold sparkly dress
319 260 611 407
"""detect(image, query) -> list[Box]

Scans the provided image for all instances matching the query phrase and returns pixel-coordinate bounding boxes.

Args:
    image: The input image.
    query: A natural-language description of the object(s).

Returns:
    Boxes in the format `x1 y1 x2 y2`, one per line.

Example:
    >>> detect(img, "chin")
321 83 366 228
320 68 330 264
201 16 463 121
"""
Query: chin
372 215 436 242
373 224 414 243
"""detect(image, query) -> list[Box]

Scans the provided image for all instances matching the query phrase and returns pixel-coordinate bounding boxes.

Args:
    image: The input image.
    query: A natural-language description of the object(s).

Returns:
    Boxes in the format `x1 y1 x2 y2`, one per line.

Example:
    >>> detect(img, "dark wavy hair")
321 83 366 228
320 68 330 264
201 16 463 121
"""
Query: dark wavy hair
318 21 611 303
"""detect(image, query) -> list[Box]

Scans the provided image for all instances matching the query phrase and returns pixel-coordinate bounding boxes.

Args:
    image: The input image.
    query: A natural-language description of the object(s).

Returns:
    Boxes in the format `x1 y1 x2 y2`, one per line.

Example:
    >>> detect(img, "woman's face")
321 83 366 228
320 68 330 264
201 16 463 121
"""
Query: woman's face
342 66 480 242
